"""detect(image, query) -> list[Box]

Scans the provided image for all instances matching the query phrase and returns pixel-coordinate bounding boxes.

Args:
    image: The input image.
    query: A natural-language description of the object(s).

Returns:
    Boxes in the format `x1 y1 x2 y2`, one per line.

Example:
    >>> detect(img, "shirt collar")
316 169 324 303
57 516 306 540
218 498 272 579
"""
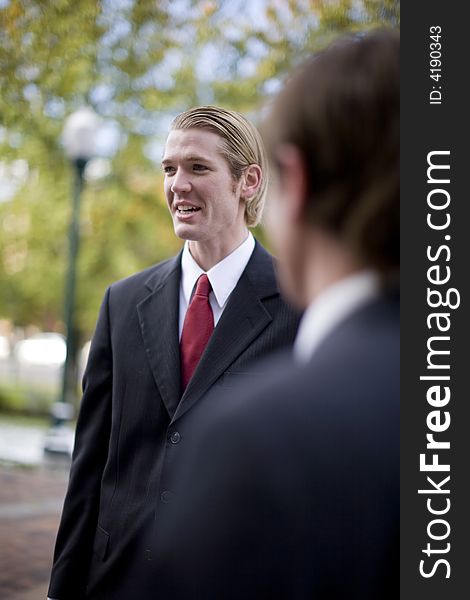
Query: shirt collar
181 232 255 309
293 270 381 363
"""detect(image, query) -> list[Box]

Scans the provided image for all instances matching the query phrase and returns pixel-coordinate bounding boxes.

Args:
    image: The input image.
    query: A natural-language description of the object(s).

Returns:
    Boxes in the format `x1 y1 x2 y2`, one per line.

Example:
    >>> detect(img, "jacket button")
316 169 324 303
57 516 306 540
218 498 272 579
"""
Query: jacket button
170 431 181 444
160 490 174 503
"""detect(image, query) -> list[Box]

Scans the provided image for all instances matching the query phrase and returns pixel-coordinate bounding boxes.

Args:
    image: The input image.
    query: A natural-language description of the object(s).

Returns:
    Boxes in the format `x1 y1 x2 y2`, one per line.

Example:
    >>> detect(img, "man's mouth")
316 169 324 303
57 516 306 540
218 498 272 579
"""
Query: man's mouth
176 206 201 214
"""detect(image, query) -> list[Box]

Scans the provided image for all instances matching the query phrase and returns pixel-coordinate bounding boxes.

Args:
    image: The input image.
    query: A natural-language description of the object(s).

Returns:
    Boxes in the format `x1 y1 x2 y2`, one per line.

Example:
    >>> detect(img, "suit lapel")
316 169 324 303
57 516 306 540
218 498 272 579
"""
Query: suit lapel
137 255 182 418
173 243 279 421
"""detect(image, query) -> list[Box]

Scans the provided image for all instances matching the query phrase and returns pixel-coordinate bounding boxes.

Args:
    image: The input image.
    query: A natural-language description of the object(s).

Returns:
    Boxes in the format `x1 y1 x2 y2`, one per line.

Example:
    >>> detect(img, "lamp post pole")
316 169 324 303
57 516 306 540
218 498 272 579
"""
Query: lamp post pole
45 108 99 450
59 157 87 413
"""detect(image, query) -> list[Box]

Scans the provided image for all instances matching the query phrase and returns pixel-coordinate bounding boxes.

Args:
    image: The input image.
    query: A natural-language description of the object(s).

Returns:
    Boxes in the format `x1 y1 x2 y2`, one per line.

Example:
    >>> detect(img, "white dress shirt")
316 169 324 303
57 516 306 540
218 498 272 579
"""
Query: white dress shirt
179 232 256 338
293 270 381 364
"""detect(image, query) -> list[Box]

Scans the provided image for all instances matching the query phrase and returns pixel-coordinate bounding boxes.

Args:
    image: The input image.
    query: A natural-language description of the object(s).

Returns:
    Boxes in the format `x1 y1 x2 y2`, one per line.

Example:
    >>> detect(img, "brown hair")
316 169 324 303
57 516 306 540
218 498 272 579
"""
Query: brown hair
262 29 400 272
171 106 268 227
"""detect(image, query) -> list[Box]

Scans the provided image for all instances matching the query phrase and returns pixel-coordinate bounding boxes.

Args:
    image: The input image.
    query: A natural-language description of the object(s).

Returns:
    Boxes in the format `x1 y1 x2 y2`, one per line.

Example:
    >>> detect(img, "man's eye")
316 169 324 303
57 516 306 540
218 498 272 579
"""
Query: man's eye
193 164 208 172
163 166 175 175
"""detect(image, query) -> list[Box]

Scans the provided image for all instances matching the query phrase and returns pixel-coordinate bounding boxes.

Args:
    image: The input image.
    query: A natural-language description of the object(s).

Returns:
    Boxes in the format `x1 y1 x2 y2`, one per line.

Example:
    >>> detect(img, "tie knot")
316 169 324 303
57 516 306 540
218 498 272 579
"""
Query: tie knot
194 274 211 298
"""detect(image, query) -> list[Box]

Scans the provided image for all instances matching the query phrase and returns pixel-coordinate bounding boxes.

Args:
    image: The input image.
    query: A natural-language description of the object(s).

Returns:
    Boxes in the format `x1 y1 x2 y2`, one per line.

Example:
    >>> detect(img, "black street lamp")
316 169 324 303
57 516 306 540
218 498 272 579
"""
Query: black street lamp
44 107 99 454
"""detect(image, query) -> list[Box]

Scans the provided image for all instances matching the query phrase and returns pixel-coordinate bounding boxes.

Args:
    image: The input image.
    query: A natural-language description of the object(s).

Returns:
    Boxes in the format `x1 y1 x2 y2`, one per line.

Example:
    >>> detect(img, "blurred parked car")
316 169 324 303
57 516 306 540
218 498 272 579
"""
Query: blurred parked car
0 333 90 413
10 333 67 406
14 332 66 366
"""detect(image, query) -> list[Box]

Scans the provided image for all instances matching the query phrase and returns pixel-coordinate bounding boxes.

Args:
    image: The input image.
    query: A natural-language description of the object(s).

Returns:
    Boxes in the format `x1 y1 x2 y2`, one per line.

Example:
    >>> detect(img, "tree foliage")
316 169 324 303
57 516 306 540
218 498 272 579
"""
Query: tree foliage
0 0 399 339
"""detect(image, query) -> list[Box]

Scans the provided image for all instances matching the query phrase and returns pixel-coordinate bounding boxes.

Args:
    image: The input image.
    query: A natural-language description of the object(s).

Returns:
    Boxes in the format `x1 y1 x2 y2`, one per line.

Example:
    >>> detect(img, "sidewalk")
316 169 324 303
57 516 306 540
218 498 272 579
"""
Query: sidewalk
0 462 69 600
9 583 49 600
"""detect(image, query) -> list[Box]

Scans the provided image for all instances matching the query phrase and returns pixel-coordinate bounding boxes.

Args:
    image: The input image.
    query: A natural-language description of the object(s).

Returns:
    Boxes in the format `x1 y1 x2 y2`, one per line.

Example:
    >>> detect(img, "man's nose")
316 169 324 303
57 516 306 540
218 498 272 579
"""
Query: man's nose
171 169 191 194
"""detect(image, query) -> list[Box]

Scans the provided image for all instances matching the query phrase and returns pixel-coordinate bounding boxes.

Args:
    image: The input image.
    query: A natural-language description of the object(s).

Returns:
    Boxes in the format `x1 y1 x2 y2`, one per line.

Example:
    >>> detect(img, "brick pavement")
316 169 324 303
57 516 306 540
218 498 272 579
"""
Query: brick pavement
0 463 69 600
9 585 49 600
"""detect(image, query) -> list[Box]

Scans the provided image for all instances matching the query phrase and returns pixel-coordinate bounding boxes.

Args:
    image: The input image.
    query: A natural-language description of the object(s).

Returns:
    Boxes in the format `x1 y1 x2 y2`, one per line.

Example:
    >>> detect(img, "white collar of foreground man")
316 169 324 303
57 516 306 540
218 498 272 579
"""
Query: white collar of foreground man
294 270 381 364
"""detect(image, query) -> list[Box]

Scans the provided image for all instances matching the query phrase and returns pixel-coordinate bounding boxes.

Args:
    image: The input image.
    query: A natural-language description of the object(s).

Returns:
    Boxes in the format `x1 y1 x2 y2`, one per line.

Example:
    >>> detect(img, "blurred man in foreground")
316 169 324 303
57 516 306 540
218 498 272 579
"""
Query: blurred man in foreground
156 30 399 599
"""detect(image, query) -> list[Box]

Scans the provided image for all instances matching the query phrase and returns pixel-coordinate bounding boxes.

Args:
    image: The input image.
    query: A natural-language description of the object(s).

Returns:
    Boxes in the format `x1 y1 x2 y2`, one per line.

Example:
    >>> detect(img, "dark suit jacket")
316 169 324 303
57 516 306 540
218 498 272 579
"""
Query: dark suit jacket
48 242 300 600
155 291 399 599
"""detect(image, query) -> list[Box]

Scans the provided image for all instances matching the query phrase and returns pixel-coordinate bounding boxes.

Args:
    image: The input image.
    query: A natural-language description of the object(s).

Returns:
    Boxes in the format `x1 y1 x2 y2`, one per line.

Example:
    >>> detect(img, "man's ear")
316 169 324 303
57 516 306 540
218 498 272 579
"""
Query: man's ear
276 144 308 222
241 164 262 198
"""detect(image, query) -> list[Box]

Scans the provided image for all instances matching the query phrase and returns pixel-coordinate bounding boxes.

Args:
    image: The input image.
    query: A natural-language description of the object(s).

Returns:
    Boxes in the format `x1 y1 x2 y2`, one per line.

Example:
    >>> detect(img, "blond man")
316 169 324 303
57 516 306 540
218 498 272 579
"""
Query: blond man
48 106 299 600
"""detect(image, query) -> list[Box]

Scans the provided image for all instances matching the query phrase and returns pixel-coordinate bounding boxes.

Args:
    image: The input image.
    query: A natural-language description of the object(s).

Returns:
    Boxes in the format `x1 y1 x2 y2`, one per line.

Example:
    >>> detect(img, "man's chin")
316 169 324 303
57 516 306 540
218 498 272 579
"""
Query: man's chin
173 223 204 242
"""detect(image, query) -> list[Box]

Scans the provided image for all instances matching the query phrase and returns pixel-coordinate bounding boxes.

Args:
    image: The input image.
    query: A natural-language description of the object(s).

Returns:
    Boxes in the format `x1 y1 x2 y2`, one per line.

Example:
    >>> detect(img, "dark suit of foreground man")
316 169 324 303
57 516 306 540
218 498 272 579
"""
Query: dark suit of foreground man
156 30 400 599
47 107 299 600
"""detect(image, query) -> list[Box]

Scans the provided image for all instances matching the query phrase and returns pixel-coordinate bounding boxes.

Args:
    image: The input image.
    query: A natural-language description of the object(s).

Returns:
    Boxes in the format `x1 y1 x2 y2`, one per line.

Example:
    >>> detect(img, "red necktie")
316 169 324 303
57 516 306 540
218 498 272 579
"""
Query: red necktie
180 274 214 391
